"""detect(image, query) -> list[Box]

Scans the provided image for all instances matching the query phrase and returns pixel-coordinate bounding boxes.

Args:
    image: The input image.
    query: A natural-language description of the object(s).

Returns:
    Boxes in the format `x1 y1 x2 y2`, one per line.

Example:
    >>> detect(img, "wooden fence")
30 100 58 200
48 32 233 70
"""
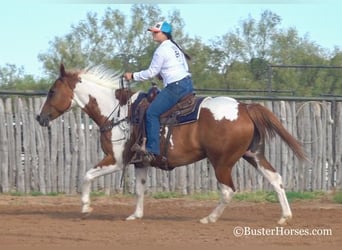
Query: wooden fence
0 96 341 195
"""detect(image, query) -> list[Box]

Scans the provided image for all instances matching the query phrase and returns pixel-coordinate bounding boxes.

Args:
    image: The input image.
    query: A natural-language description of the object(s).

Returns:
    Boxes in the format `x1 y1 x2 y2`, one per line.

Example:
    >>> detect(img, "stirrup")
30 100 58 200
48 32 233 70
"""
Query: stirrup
131 138 147 154
130 152 144 164
143 153 168 169
142 152 155 166
131 143 146 153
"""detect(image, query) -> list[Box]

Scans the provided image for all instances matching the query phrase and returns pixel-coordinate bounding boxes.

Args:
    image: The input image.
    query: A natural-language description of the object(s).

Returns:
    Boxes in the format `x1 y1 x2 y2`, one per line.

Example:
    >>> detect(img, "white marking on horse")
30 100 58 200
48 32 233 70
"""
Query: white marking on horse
201 96 239 121
253 154 292 225
73 78 115 116
163 127 174 149
200 183 234 224
81 164 122 214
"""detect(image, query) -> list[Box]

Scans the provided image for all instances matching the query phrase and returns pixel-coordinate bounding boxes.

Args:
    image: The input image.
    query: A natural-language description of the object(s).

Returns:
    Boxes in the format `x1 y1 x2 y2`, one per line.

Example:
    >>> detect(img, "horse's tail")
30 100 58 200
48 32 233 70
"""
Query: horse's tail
246 103 307 161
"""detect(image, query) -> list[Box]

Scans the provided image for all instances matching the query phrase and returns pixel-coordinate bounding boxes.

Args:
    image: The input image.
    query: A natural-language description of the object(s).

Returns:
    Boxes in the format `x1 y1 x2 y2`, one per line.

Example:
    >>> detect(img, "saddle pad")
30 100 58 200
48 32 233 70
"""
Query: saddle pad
176 96 209 125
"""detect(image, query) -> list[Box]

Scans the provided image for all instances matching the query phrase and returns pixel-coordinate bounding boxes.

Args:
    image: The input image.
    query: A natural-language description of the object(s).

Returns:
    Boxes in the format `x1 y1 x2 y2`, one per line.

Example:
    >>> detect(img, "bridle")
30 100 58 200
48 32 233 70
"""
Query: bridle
99 76 131 143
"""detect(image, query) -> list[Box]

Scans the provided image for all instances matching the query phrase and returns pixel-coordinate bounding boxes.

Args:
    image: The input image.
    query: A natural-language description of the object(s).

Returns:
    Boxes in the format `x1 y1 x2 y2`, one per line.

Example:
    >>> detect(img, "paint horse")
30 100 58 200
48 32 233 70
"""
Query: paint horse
36 64 307 225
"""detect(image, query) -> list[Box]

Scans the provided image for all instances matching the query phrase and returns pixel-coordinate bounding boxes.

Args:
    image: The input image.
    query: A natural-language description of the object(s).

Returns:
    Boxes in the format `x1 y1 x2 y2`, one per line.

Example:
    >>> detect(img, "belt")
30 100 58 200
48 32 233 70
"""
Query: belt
166 75 191 87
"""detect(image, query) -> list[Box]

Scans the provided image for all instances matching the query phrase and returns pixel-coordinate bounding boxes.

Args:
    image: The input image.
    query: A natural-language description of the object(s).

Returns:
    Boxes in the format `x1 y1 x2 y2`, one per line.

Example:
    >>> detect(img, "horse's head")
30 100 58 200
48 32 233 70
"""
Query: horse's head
36 64 80 126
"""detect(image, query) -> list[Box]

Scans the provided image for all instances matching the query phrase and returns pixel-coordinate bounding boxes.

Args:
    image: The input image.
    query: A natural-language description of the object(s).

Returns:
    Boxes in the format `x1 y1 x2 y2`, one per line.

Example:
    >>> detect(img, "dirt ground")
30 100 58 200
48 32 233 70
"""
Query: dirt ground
0 195 341 250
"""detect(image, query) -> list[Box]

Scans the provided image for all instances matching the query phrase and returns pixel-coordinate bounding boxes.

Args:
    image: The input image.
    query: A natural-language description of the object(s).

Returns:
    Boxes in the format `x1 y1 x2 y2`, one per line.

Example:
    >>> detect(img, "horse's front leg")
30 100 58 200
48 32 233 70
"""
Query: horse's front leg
81 157 122 216
126 166 148 220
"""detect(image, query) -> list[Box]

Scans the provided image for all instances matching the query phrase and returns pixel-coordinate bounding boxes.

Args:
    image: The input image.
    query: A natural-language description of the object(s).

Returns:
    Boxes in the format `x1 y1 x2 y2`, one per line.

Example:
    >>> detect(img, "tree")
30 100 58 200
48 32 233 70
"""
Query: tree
270 30 341 95
328 51 342 95
240 10 281 61
210 10 282 91
0 64 50 90
186 38 221 89
38 5 181 79
0 64 25 87
27 5 342 96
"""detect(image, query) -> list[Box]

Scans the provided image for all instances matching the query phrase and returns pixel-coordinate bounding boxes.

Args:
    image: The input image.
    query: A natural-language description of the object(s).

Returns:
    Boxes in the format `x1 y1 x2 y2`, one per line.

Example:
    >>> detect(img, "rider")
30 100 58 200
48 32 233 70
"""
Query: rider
124 21 193 166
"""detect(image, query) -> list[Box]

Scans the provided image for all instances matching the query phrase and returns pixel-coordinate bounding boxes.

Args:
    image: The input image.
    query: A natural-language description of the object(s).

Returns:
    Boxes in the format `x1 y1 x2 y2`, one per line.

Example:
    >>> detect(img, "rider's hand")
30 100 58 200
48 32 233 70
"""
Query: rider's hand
124 72 134 81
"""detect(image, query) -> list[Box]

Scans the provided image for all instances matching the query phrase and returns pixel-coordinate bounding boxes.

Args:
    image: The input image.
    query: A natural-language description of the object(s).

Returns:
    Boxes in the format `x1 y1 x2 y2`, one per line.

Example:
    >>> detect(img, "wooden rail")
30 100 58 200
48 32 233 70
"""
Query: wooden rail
0 96 341 194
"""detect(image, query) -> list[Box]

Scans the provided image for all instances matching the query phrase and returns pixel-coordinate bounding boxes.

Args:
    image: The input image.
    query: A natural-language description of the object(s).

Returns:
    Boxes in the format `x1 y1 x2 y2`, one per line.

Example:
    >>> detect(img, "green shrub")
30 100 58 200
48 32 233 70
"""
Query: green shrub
332 191 342 204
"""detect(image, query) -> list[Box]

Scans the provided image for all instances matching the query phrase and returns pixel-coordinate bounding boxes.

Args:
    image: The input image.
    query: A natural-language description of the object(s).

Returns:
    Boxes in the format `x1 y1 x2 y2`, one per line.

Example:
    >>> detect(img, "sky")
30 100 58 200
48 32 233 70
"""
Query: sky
0 0 341 78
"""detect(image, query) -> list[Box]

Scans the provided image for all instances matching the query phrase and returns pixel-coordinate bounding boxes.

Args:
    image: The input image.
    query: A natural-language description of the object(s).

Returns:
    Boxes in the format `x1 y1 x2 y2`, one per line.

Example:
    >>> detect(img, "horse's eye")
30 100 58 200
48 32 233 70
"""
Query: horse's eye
48 89 55 97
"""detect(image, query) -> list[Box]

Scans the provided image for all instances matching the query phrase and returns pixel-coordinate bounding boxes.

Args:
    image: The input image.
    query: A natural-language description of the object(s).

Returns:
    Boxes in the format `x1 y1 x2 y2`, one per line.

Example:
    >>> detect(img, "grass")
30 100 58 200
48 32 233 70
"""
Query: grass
90 191 106 197
8 191 24 196
233 191 326 203
152 192 184 199
150 190 329 203
332 190 342 204
285 191 324 202
233 191 278 203
191 192 220 200
7 191 62 197
2 190 342 204
151 191 221 200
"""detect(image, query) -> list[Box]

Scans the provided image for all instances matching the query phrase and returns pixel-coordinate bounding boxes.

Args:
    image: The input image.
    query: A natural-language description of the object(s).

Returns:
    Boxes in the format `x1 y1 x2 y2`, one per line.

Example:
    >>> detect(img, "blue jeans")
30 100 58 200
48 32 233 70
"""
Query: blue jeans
145 76 193 155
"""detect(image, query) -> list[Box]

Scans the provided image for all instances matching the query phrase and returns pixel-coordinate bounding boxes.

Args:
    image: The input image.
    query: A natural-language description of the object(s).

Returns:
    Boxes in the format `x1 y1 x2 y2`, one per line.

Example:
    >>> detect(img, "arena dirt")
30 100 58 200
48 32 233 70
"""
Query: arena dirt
0 195 340 250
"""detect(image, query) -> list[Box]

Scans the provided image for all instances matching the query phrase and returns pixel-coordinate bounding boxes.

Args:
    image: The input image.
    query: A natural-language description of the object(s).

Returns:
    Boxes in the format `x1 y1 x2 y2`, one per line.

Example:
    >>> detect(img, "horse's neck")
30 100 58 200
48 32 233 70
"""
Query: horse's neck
73 81 121 126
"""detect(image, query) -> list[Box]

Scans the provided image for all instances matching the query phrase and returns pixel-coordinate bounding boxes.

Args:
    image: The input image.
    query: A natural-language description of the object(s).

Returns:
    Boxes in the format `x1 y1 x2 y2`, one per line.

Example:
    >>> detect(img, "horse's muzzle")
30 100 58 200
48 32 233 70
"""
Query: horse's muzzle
36 114 50 127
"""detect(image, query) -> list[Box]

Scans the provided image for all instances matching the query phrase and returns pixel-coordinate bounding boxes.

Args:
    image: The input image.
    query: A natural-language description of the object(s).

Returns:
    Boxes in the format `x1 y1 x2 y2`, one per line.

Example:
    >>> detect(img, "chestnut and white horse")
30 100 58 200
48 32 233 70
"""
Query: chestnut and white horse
36 64 306 225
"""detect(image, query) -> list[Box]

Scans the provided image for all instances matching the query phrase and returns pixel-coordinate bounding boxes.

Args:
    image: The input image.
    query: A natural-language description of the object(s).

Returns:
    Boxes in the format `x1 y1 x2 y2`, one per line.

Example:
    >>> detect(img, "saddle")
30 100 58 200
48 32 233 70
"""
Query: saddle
129 86 206 170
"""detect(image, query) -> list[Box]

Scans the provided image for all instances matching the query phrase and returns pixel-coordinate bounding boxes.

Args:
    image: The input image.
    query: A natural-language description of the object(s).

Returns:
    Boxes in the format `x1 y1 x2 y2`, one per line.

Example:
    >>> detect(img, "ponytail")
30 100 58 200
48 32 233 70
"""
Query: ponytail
164 33 191 61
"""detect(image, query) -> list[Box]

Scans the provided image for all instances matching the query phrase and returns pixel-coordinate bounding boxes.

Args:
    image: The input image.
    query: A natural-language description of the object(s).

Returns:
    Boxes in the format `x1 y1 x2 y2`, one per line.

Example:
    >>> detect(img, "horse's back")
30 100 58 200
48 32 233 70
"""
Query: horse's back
196 97 254 158
199 96 254 131
165 96 255 167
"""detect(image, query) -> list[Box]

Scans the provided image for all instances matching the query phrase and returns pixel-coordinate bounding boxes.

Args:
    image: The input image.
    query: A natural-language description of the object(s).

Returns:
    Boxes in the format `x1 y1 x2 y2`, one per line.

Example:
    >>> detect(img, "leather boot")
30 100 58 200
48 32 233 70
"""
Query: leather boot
143 152 168 168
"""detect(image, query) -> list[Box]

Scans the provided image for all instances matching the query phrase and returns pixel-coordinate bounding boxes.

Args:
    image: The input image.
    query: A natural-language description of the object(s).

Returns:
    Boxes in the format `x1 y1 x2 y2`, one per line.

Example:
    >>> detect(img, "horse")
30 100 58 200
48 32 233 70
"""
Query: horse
36 64 307 225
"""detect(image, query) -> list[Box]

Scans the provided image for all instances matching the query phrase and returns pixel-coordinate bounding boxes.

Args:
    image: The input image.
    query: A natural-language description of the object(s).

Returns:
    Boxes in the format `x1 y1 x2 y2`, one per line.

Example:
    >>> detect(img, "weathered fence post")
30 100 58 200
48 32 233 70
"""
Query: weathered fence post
0 96 341 194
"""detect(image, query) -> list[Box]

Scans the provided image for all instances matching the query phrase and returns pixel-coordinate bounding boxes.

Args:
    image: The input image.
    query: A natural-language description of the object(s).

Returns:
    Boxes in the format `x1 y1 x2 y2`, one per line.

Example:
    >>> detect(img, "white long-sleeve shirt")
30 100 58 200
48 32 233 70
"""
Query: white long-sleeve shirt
132 40 190 86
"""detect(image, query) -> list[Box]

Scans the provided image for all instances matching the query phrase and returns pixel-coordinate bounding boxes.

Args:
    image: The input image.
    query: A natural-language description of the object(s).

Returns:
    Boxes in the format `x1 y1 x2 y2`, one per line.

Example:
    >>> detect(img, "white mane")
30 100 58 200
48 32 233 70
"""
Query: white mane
80 65 123 89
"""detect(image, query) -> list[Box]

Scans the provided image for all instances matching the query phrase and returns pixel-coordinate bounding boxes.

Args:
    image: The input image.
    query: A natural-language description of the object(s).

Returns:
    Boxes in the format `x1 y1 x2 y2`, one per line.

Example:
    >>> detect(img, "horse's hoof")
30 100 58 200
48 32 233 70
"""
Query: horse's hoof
81 213 90 219
200 216 217 224
126 214 142 221
278 216 292 225
81 207 93 219
200 217 209 224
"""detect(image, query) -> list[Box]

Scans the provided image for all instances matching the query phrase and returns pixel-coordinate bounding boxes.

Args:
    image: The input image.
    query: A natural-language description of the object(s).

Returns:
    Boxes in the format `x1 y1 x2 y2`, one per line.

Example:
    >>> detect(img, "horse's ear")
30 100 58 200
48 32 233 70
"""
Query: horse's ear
60 63 66 77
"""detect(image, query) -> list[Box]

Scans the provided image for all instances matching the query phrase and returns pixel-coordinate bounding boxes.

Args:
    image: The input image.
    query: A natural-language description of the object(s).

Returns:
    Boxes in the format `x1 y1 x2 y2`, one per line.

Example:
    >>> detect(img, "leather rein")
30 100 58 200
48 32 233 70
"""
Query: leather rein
99 76 131 138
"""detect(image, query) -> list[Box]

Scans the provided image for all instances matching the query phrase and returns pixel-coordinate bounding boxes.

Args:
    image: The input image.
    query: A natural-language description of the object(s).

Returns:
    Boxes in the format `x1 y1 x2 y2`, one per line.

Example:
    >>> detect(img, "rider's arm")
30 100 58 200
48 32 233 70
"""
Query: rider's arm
132 49 164 81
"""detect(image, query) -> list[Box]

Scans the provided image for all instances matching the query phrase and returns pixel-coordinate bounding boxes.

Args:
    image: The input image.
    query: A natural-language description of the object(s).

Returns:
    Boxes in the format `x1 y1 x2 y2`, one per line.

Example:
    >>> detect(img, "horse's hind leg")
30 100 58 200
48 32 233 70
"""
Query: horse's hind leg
243 152 292 225
126 166 148 220
200 164 235 224
200 182 234 224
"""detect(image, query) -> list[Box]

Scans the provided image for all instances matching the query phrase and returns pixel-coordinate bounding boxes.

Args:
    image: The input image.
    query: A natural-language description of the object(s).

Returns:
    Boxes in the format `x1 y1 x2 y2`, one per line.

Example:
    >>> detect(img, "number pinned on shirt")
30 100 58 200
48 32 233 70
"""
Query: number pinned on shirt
174 49 180 58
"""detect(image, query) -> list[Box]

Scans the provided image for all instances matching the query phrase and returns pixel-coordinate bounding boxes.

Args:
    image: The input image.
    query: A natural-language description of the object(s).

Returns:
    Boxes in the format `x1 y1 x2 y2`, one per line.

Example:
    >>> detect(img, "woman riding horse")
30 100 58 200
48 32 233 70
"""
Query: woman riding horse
124 21 193 167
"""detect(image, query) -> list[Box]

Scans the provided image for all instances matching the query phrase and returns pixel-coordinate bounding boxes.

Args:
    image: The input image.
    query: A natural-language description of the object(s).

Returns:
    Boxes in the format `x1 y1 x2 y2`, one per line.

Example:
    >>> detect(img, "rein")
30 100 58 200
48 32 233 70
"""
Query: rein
99 116 128 133
99 103 121 132
97 76 132 188
99 76 130 135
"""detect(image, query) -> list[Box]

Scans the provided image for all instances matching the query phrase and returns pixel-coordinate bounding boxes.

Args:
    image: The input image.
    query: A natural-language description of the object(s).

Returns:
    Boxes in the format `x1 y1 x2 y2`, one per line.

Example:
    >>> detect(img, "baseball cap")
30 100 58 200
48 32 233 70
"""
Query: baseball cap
147 21 172 33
